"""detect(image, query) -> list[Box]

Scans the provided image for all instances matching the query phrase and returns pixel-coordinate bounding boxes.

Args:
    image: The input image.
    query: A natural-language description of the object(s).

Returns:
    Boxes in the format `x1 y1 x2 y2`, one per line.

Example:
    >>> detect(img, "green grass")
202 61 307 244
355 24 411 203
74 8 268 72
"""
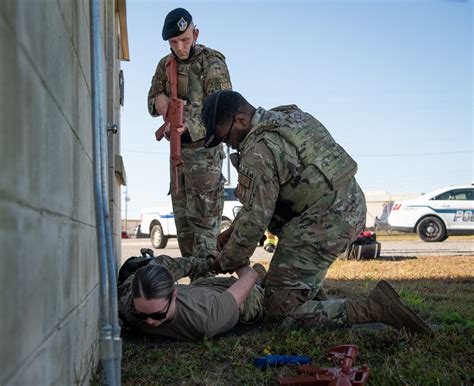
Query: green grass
95 253 473 385
118 319 473 385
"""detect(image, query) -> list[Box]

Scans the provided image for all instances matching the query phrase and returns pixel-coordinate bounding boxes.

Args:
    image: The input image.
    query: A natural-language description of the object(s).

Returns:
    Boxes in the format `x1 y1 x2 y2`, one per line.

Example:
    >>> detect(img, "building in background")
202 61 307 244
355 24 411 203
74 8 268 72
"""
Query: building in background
0 1 129 384
365 191 420 229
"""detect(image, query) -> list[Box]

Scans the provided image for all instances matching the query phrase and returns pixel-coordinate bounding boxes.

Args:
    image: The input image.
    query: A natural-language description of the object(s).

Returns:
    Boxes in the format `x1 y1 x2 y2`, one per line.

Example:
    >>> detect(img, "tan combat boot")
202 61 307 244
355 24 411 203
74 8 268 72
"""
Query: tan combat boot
346 280 432 334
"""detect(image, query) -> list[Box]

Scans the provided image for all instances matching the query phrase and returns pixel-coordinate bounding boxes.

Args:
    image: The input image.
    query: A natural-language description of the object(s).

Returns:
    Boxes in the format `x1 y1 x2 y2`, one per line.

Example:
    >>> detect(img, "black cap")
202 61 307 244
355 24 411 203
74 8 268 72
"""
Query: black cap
202 91 225 148
162 8 193 41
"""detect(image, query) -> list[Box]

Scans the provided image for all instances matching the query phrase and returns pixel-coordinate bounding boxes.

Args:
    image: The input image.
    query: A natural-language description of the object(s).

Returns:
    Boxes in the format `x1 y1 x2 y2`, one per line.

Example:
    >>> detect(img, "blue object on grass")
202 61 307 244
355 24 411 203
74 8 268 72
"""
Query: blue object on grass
254 355 311 369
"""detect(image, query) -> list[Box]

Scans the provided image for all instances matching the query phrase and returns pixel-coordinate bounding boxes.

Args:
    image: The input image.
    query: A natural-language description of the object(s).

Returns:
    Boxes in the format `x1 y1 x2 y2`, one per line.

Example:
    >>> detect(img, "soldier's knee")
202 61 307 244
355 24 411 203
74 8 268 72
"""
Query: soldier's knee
264 288 312 320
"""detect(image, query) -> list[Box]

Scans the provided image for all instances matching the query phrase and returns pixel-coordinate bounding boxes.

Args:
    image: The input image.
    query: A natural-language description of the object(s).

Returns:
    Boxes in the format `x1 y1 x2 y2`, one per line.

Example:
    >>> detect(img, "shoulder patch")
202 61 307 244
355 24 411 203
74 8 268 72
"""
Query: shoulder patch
235 168 255 206
238 173 252 189
290 111 304 122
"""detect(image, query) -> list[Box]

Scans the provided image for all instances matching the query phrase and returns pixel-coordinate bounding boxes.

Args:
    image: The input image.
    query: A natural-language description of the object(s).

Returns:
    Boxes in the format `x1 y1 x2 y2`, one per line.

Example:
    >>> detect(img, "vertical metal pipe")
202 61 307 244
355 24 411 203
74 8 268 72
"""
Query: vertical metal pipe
102 1 122 380
101 122 122 383
90 0 121 384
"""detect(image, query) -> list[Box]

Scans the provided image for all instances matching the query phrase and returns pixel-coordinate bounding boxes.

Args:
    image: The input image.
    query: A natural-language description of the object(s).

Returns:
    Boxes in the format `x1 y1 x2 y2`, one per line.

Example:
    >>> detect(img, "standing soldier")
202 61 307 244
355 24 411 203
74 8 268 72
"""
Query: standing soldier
201 90 431 334
148 8 232 261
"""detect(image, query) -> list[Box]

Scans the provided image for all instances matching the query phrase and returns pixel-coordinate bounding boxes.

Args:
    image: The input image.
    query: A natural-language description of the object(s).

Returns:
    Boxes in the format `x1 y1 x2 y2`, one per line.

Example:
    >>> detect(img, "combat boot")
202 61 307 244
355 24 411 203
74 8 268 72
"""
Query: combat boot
346 280 432 334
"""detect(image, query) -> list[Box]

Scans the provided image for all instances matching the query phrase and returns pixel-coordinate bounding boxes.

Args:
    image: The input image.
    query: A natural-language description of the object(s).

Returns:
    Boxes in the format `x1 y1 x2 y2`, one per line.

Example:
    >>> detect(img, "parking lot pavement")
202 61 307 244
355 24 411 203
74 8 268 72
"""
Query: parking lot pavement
120 238 273 266
121 238 473 266
381 239 474 257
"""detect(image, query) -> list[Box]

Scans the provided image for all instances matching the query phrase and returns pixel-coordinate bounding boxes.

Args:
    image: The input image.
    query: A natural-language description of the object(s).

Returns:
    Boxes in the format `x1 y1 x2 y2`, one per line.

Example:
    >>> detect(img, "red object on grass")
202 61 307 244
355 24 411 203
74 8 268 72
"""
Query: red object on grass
278 345 370 386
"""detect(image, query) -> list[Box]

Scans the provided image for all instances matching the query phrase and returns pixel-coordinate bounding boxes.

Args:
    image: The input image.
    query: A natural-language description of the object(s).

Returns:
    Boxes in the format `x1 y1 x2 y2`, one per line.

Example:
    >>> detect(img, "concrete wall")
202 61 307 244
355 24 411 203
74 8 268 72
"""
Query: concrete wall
0 1 122 384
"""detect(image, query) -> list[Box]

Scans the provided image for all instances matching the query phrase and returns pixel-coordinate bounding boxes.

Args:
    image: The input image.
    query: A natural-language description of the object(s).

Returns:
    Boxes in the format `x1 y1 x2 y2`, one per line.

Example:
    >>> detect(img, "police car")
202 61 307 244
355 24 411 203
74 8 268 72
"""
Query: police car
140 187 241 248
388 185 474 242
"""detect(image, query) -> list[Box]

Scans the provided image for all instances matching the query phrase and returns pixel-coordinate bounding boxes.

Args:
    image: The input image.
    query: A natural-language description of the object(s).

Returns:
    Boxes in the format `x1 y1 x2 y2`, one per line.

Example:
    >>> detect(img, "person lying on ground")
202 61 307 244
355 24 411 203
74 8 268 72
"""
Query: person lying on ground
118 255 265 341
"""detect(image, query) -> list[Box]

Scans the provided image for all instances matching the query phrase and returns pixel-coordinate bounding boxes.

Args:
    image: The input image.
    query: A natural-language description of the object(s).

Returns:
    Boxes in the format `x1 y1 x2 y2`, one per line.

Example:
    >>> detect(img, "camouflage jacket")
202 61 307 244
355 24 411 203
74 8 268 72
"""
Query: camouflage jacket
219 106 359 271
147 44 232 142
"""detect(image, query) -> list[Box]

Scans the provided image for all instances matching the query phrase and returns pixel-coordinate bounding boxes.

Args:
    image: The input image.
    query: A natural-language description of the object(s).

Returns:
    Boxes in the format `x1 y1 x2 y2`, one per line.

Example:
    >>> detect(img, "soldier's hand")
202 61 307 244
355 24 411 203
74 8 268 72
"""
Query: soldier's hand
212 255 224 274
155 94 169 116
164 123 187 140
212 252 234 275
176 124 187 134
217 227 233 252
205 255 217 272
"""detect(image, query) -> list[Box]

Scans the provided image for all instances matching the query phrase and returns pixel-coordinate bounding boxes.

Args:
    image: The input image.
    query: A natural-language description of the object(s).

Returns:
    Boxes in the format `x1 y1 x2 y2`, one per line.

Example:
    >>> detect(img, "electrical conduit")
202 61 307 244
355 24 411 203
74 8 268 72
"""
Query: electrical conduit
90 0 122 384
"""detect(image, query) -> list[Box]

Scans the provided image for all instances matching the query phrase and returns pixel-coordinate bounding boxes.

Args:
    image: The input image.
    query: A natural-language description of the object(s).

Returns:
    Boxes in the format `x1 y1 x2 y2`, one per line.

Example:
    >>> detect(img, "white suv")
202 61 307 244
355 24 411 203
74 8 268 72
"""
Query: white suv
140 187 241 248
388 185 474 242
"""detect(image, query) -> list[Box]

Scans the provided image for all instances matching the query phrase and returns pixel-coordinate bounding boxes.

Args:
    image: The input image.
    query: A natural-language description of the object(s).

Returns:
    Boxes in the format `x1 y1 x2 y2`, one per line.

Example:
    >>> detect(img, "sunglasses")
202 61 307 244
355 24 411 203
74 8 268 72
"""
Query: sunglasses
132 293 172 321
219 119 235 144
218 112 243 144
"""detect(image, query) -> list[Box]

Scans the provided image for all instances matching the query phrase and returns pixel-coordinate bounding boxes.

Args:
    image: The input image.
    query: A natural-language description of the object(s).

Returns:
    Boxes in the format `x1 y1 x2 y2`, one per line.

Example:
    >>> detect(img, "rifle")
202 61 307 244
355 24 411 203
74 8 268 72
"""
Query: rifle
278 345 370 386
155 57 184 194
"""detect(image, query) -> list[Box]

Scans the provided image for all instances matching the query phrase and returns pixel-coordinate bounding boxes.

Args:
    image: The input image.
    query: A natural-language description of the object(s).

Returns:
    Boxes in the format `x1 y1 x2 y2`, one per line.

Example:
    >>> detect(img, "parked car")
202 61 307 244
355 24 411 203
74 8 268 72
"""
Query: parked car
139 202 174 248
388 184 474 242
140 187 242 249
121 230 130 239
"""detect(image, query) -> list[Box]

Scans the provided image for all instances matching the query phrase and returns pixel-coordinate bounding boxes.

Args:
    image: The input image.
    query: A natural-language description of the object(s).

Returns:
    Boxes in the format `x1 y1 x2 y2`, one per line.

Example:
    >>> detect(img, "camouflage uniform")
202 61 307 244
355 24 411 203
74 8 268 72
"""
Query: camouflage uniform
148 44 232 258
219 106 367 327
118 255 264 332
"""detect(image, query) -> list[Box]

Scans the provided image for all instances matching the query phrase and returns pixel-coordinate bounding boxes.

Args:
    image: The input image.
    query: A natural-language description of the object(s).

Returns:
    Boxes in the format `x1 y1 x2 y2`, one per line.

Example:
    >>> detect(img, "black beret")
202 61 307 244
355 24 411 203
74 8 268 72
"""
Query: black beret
162 8 193 40
202 91 225 148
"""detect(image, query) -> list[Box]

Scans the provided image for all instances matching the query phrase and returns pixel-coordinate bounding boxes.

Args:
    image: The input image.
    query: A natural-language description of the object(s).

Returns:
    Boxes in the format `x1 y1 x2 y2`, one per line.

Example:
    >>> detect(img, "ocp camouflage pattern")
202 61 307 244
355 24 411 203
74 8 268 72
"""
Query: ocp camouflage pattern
171 144 226 260
220 105 367 325
147 44 232 260
147 44 232 141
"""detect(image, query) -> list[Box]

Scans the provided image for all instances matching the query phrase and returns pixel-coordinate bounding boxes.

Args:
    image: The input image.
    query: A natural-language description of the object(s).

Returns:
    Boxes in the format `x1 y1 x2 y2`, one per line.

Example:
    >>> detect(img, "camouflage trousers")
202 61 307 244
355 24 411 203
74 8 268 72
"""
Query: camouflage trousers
264 180 367 328
171 143 225 259
152 255 263 324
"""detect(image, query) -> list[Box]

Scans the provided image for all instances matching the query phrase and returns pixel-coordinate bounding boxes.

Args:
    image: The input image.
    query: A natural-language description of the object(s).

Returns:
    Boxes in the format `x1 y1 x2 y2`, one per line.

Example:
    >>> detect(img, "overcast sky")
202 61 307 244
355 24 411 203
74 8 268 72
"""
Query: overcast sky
120 0 472 219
